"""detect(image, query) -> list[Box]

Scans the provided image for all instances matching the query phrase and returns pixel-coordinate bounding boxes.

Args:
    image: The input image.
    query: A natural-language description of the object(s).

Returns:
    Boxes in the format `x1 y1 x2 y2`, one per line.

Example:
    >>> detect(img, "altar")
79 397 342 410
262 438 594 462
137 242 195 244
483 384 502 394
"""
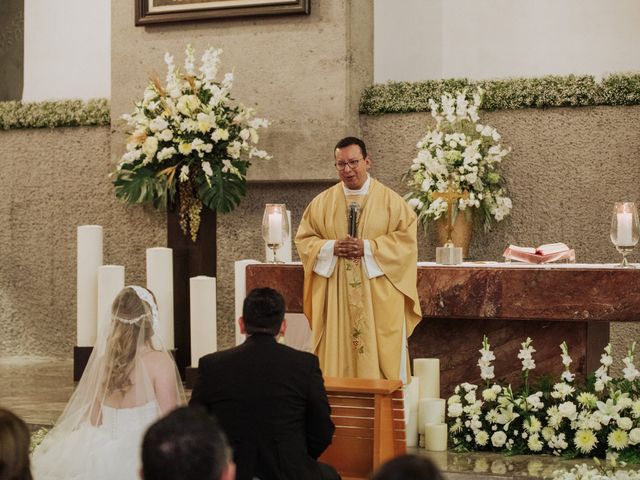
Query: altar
241 261 640 396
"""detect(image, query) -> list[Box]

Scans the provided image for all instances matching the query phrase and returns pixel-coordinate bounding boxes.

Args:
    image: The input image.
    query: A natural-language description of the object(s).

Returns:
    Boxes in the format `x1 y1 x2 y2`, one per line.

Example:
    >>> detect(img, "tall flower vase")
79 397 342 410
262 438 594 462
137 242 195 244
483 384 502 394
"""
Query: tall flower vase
435 211 473 259
167 202 217 379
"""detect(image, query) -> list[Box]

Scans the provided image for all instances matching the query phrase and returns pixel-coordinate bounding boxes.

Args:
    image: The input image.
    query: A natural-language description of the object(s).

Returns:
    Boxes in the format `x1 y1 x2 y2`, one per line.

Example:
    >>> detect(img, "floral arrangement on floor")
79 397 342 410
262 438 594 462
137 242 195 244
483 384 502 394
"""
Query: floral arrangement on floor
404 89 512 232
447 337 640 463
553 457 640 480
112 45 270 241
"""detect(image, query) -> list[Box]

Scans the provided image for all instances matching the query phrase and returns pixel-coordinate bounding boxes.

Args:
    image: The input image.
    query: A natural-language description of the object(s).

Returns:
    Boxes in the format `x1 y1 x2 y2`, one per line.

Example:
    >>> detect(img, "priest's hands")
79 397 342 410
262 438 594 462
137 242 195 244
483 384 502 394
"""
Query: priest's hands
334 237 364 260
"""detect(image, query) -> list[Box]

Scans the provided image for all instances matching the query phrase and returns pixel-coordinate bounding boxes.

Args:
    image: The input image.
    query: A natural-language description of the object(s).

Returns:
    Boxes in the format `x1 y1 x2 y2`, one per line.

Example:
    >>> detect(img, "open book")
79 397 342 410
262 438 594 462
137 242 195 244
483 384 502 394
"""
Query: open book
503 242 576 264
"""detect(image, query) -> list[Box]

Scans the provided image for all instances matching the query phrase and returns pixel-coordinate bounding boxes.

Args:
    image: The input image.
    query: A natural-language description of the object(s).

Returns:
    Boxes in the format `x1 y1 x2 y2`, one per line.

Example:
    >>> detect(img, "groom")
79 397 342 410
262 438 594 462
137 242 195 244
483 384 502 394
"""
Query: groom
190 287 339 480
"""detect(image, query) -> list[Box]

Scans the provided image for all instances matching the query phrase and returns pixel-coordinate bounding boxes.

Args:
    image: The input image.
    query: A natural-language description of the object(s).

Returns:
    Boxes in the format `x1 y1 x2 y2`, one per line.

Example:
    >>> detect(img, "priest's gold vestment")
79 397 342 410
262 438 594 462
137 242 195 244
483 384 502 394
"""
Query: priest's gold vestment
295 178 422 380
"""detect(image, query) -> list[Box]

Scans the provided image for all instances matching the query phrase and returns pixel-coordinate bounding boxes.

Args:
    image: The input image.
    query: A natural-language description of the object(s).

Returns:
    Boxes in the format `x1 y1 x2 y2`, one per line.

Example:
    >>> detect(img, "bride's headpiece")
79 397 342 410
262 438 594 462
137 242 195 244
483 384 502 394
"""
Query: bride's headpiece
114 285 160 333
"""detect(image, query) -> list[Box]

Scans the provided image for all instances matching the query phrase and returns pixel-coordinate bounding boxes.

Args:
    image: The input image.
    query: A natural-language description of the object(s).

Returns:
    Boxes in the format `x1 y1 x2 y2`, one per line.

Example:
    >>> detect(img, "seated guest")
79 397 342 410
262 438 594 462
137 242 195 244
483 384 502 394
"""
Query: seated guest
141 406 234 480
0 407 32 480
190 287 339 480
370 455 445 480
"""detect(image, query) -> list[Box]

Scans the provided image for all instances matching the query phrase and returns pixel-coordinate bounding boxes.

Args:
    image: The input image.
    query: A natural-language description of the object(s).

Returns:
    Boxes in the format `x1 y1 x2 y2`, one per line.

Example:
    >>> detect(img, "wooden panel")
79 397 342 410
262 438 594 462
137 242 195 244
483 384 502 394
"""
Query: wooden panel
332 416 374 428
334 426 374 439
331 406 375 418
328 396 374 408
319 435 373 479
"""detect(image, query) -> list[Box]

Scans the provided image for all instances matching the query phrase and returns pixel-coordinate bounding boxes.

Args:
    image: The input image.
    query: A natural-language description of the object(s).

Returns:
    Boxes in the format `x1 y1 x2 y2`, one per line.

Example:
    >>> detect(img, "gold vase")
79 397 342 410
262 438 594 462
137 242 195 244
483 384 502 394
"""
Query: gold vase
435 211 473 259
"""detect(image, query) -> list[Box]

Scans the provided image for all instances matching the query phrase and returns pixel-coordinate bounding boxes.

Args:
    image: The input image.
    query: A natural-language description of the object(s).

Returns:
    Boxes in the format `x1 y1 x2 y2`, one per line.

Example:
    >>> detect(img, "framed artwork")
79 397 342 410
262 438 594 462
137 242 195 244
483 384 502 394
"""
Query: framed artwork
135 0 310 25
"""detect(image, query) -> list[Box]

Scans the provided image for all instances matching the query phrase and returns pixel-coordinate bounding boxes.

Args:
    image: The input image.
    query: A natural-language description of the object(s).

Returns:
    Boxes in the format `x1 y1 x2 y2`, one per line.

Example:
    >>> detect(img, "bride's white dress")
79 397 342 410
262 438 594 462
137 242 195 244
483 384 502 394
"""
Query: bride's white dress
32 400 160 480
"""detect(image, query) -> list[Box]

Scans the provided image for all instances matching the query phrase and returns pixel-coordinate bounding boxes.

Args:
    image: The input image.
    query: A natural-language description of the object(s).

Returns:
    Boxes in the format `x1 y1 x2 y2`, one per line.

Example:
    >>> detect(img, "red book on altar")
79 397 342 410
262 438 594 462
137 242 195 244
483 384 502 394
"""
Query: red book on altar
503 242 576 264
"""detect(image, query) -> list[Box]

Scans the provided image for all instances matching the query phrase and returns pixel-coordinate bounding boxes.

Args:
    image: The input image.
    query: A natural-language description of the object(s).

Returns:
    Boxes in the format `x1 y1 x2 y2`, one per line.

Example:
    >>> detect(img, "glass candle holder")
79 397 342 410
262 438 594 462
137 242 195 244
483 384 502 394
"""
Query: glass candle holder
610 202 639 268
262 204 289 263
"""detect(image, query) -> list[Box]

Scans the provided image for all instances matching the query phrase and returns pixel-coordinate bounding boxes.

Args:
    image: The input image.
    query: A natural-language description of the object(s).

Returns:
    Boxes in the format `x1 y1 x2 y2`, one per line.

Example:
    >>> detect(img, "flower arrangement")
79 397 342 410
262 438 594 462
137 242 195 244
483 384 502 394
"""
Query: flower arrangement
404 90 512 232
448 337 640 463
112 45 270 241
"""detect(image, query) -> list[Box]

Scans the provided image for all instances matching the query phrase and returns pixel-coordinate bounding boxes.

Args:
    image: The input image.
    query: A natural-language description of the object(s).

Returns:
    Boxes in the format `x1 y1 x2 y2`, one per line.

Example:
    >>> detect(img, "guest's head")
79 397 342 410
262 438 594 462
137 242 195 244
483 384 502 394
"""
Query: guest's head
370 454 445 480
334 136 371 190
104 286 157 395
240 287 286 337
141 406 234 480
0 408 33 480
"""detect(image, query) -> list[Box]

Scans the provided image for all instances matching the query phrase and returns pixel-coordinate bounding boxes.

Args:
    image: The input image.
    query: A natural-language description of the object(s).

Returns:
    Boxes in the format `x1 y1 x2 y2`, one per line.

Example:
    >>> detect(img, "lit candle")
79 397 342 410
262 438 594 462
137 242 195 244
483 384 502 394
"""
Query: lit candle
424 423 448 451
268 212 283 244
265 210 292 262
617 212 633 246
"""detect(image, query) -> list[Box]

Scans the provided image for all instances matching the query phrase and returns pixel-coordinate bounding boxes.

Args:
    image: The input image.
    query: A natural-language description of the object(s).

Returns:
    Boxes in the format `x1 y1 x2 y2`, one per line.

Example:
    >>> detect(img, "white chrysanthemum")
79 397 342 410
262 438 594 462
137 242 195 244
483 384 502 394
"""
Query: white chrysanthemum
149 117 168 132
527 434 543 452
541 426 555 442
482 388 497 401
524 416 542 433
211 128 229 142
608 429 629 450
475 430 489 446
574 429 598 454
631 401 640 419
577 392 598 409
551 382 575 400
157 147 176 162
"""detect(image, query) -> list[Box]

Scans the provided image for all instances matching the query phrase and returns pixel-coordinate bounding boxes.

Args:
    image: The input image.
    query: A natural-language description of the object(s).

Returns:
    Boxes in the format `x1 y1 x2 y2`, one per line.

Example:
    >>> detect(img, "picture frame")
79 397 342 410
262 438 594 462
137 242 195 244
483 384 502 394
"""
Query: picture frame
135 0 310 25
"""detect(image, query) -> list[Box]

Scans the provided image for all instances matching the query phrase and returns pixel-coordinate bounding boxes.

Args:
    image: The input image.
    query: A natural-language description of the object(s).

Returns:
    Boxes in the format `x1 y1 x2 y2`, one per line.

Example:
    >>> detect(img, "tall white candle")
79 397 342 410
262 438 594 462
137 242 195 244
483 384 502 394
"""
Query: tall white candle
406 409 419 447
405 376 420 412
190 276 217 367
97 265 125 339
419 398 446 432
413 358 440 398
268 212 283 244
265 210 292 262
146 247 174 349
234 259 261 345
617 212 633 246
424 423 448 451
77 225 103 346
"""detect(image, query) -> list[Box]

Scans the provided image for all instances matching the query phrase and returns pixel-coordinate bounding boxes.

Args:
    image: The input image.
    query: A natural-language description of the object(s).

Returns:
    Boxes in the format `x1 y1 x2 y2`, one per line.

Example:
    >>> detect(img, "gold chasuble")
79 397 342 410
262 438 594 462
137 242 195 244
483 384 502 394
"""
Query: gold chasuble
295 178 422 380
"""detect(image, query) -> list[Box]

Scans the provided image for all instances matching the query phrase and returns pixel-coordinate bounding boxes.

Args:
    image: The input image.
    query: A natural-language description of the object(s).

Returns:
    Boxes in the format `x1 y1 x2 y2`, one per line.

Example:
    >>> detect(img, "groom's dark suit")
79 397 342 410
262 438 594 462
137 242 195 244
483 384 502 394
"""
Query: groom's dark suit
190 333 336 480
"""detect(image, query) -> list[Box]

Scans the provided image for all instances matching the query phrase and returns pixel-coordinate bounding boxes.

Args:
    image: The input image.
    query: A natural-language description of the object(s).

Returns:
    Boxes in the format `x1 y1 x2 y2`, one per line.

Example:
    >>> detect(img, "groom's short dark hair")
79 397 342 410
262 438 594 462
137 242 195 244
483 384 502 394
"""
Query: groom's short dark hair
242 287 285 336
142 406 231 480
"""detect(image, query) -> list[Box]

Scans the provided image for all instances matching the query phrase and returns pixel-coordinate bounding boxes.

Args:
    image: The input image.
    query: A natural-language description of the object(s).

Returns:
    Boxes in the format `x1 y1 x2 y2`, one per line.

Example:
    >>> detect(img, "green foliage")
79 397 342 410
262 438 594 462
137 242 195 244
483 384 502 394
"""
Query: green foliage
360 73 640 115
197 161 249 213
0 99 110 129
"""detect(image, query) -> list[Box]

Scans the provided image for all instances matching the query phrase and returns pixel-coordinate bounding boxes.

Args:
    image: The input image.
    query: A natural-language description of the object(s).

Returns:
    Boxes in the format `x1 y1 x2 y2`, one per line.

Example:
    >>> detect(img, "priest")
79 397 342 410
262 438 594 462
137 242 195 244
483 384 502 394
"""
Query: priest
295 137 422 381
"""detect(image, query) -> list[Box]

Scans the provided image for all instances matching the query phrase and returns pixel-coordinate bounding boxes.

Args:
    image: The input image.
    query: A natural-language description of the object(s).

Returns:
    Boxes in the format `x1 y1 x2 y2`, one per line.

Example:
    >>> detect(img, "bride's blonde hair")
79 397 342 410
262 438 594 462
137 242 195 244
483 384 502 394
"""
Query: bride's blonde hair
103 287 155 396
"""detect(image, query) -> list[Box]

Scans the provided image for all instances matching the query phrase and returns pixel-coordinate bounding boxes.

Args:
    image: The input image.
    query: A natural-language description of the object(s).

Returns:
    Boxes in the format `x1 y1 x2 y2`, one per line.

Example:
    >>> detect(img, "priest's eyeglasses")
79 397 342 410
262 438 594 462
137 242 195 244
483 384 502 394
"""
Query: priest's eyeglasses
335 158 363 171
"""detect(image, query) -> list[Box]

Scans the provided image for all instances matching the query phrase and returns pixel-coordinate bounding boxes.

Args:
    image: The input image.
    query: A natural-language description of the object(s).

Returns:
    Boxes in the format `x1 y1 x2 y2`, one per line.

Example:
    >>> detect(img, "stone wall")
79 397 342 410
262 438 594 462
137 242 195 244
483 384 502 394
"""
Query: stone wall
1 105 639 374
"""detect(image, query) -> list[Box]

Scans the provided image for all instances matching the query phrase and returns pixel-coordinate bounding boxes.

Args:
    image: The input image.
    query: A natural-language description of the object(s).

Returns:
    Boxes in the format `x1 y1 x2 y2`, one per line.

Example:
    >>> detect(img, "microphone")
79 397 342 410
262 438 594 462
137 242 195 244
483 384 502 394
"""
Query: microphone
348 202 359 238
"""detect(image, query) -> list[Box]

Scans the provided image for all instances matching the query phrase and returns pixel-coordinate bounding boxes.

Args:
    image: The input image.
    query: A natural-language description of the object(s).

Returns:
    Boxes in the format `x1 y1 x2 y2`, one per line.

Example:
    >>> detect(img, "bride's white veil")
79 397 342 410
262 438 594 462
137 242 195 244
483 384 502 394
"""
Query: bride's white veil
32 285 185 479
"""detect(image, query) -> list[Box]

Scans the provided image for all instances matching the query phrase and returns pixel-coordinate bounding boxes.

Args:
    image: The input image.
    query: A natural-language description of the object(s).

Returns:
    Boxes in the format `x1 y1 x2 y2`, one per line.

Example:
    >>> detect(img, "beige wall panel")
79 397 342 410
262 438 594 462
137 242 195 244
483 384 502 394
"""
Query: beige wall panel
110 0 373 181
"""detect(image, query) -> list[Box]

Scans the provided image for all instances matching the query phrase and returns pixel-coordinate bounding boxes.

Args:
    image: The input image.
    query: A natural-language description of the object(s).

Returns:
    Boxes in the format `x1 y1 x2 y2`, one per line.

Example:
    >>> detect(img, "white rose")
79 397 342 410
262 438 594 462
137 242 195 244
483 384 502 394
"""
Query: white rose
558 401 577 420
491 431 507 448
464 391 476 404
629 428 640 444
158 129 173 142
617 417 633 431
149 117 168 132
407 198 421 209
448 403 463 418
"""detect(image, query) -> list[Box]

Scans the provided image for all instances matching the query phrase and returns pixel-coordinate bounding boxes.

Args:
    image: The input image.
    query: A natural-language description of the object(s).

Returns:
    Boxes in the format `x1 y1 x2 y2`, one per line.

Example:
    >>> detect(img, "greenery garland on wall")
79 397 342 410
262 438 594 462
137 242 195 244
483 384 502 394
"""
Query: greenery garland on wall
360 73 640 115
0 73 639 128
0 99 110 129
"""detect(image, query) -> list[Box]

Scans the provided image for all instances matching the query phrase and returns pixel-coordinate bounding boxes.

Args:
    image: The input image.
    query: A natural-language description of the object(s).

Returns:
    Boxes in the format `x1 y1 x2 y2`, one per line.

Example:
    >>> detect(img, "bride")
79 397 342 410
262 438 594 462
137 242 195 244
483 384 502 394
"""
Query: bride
32 285 186 480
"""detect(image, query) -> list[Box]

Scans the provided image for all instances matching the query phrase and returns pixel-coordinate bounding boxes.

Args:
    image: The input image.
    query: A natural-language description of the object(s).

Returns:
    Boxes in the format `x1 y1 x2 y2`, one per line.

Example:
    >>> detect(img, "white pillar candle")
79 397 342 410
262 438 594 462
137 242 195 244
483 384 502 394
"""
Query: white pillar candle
265 210 292 262
405 375 420 412
268 212 283 244
424 423 448 451
419 398 446 432
146 247 174 349
406 409 419 447
234 259 261 345
76 225 103 346
617 212 634 246
190 276 217 367
97 265 125 338
413 358 440 398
